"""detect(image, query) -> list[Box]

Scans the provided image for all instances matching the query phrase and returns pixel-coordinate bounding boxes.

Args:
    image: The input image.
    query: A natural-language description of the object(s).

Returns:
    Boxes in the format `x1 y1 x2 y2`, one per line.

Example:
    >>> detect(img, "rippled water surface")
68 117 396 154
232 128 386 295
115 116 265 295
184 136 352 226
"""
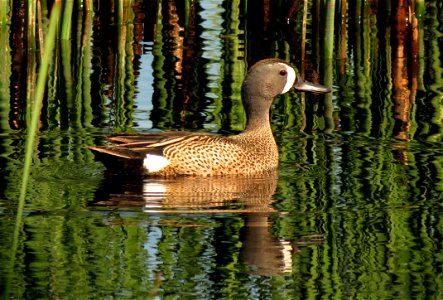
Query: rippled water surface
1 0 443 299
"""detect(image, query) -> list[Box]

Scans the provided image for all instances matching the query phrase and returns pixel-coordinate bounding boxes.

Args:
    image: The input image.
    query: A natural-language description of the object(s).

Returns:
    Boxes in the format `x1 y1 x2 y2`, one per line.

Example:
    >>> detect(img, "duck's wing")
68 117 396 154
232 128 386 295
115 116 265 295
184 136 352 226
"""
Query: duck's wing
89 132 219 160
107 131 195 144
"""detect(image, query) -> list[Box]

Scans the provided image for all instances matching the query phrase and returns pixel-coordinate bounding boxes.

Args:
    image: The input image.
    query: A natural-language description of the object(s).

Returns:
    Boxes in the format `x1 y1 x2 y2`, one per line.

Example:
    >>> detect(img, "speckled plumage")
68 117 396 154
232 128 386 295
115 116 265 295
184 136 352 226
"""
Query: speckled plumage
89 58 330 176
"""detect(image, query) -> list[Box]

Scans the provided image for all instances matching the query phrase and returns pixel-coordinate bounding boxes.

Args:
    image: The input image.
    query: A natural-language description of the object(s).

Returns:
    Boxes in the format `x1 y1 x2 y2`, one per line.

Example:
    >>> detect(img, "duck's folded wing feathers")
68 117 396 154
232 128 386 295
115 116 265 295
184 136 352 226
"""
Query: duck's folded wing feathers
89 132 222 159
88 146 146 159
107 131 195 144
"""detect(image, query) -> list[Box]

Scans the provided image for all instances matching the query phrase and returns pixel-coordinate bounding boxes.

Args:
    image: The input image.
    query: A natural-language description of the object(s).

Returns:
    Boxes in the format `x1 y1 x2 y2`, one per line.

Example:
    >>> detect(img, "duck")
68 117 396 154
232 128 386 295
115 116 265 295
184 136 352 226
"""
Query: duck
89 58 330 176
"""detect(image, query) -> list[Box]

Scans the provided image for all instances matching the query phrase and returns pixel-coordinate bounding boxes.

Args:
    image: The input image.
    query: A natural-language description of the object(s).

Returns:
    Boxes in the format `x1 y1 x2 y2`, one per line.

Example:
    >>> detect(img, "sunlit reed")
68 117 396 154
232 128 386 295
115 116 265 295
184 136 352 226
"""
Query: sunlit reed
0 3 11 131
0 1 9 25
61 0 74 40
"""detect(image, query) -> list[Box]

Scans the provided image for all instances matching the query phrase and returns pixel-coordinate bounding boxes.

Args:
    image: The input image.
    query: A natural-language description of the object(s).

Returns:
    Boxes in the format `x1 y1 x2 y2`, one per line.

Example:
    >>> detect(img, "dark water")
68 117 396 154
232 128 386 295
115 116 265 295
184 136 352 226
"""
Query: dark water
1 0 443 299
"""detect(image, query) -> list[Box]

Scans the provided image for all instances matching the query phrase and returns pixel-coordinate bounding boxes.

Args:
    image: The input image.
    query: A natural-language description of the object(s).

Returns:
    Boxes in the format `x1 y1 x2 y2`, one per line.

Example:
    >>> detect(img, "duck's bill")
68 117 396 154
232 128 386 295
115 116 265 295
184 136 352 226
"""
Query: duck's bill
293 77 331 93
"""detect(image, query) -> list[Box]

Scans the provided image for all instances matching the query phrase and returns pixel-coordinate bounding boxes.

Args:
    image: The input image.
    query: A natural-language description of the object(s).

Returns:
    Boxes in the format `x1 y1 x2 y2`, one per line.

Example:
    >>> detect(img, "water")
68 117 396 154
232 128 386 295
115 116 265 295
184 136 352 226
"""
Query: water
1 0 443 298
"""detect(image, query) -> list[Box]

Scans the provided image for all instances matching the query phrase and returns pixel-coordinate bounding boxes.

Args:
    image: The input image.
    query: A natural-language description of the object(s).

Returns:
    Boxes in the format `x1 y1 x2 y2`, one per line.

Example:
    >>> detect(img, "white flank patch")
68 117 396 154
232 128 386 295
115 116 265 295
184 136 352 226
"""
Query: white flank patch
143 154 170 173
280 64 296 94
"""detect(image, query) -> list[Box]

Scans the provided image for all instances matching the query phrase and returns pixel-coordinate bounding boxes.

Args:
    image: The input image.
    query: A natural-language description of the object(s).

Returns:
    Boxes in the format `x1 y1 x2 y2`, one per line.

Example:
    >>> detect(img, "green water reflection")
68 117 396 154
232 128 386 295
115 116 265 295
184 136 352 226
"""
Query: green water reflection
1 0 443 299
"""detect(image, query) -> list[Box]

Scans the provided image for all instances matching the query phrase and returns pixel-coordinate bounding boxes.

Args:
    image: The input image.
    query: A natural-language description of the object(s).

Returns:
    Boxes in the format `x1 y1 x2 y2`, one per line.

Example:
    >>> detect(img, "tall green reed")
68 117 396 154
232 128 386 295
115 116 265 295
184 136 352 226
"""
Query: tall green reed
298 0 309 131
0 2 11 132
3 2 61 298
319 0 335 132
113 0 136 130
61 0 74 40
223 0 246 132
0 0 9 25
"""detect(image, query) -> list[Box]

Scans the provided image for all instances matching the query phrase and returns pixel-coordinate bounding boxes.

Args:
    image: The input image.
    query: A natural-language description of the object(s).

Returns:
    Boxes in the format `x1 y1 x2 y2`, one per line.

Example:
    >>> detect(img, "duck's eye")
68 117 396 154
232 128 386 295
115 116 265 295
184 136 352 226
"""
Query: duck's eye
279 69 287 76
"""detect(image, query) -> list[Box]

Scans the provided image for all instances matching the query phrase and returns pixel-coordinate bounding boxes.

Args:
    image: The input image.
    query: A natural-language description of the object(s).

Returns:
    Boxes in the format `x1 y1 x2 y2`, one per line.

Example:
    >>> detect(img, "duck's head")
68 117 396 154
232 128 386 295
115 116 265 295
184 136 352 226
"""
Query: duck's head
241 58 331 105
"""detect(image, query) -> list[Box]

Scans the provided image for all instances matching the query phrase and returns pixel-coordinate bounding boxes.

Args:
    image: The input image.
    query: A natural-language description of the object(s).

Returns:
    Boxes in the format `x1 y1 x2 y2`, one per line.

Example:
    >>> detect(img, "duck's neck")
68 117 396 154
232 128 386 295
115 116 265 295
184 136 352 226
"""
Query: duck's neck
238 107 277 156
242 91 273 133
244 110 272 133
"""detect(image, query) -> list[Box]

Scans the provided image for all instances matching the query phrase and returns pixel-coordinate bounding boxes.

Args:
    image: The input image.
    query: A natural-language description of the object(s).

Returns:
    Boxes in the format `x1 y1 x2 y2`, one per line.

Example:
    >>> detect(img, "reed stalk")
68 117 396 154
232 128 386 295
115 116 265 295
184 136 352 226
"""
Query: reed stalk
225 0 246 132
26 0 36 50
415 0 425 90
79 8 93 128
0 4 11 131
61 0 74 40
323 0 335 59
299 0 308 131
26 1 37 126
0 0 10 25
151 1 173 129
113 0 135 130
321 0 335 132
4 2 61 298
61 37 73 117
84 0 93 12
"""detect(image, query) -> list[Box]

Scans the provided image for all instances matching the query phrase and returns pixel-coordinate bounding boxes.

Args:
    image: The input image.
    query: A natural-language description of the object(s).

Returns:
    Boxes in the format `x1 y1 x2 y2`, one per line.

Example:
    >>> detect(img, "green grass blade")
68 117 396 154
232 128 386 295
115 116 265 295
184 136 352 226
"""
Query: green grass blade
3 2 61 298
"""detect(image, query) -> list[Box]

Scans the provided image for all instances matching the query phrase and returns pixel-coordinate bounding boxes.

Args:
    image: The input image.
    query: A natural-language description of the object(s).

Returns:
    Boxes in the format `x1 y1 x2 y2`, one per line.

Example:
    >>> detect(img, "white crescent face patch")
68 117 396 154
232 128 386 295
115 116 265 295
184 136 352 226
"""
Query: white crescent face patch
279 63 296 94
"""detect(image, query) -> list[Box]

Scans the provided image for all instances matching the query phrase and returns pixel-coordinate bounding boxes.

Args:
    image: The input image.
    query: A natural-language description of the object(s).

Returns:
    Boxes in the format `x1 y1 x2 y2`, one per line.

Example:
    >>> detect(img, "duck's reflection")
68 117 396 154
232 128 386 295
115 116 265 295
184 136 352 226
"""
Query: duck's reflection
141 174 277 212
95 172 279 211
93 172 295 275
240 212 294 275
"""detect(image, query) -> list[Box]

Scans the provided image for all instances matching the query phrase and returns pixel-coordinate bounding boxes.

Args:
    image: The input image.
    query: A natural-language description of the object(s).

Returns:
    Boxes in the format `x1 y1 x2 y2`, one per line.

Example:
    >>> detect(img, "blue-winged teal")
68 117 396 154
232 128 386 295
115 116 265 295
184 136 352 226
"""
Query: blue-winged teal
90 58 330 176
